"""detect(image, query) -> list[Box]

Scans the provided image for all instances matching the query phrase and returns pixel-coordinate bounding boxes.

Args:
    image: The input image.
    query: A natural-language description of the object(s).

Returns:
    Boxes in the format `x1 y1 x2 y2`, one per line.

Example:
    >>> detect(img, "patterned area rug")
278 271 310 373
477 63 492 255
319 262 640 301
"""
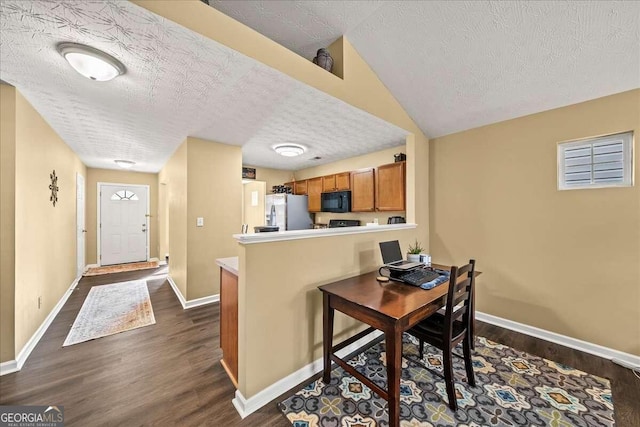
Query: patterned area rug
279 335 614 427
63 280 156 346
83 260 159 276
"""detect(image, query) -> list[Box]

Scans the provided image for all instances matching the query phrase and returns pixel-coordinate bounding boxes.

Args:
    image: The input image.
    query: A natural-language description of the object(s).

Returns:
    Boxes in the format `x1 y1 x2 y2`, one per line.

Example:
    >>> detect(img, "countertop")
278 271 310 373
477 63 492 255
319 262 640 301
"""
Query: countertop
216 256 238 276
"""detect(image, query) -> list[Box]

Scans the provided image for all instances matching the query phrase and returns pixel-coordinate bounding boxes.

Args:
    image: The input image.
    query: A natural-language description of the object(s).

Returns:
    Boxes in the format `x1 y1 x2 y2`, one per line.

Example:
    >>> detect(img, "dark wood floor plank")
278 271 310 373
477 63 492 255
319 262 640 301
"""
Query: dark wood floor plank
1 267 638 426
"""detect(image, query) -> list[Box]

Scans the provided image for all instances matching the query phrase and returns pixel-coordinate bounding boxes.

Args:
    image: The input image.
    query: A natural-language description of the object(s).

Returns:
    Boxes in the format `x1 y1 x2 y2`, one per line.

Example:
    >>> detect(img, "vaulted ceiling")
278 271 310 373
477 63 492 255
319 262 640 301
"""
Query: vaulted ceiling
211 0 640 137
1 1 638 173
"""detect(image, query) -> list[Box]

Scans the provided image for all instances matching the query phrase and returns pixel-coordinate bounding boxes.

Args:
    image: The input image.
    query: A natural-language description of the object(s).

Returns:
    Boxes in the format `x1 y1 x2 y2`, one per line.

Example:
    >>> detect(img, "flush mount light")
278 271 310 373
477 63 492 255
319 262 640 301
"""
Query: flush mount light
57 42 126 81
273 144 306 157
114 160 135 169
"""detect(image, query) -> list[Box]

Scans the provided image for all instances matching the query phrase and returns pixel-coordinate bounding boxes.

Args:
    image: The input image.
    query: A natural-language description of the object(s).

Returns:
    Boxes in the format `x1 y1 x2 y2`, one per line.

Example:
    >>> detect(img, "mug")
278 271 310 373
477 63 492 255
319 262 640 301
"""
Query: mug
420 254 431 266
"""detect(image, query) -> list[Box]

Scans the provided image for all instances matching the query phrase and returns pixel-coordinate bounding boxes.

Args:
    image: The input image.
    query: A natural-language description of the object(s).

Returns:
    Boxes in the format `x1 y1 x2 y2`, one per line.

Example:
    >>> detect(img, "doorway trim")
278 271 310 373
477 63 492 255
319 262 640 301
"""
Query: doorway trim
97 182 150 266
76 172 85 276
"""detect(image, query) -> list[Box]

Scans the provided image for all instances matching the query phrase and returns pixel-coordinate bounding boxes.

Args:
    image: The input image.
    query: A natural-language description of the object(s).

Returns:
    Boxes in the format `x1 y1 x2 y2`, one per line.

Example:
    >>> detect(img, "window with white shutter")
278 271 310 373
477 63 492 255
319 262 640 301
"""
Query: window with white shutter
558 131 633 190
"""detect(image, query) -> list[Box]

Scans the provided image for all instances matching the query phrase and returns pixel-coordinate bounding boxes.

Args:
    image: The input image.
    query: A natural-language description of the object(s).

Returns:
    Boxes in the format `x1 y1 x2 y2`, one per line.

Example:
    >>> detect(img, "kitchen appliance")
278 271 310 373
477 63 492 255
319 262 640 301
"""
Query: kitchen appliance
265 194 313 231
321 190 351 213
254 225 279 233
328 219 361 228
387 216 406 224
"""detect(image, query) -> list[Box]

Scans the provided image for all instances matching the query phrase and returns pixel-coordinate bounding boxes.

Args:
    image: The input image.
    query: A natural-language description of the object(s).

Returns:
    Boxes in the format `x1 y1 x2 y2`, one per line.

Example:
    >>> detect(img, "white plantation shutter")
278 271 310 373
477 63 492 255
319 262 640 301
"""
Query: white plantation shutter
558 132 633 190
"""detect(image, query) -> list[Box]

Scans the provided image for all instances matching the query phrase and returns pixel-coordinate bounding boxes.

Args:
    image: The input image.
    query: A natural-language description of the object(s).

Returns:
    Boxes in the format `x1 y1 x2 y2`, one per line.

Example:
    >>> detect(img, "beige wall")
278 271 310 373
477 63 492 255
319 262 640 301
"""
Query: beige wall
239 228 417 396
13 90 86 355
159 141 188 298
243 181 266 232
243 165 292 193
430 89 640 355
0 84 16 362
85 168 159 265
186 137 243 300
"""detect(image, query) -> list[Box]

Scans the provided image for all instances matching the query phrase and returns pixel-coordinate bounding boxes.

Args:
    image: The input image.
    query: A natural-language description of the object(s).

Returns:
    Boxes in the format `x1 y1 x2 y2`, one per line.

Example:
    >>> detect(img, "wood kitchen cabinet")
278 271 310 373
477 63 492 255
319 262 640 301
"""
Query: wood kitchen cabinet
307 177 323 212
294 180 307 195
376 161 405 211
351 168 375 212
220 268 238 387
322 172 351 192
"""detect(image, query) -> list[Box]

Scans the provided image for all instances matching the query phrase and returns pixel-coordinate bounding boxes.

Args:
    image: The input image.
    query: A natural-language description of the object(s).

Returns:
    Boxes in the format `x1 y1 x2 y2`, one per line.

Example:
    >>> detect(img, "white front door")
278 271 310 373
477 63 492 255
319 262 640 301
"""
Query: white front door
99 184 148 266
76 173 85 276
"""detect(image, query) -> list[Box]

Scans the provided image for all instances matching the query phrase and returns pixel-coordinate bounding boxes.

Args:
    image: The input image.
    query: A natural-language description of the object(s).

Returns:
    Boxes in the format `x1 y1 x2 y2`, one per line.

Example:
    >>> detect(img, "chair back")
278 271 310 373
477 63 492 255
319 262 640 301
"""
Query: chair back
443 259 476 341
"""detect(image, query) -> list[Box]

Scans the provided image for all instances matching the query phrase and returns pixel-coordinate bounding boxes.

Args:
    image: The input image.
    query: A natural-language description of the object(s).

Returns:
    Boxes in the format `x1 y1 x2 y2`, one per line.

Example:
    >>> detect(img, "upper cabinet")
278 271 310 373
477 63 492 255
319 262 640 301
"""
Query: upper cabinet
307 177 323 212
294 180 307 195
376 161 405 211
322 172 351 192
351 168 375 212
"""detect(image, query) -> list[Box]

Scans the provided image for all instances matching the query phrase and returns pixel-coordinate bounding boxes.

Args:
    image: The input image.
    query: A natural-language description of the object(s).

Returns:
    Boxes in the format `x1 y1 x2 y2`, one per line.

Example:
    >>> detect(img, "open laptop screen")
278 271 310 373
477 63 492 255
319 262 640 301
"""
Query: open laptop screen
379 240 404 264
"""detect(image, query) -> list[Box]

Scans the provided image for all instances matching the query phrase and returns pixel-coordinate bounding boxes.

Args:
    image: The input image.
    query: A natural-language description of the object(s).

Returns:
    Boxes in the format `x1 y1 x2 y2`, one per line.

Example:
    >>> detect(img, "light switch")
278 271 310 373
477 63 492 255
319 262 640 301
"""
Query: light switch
196 217 204 227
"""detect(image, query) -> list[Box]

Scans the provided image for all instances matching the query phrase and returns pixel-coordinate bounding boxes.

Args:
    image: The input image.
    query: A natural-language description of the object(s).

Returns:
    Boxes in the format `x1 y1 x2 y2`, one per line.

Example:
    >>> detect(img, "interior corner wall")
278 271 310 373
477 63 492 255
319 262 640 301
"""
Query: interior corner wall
430 89 640 355
186 137 242 300
85 168 159 265
160 140 188 299
0 84 17 362
13 89 86 355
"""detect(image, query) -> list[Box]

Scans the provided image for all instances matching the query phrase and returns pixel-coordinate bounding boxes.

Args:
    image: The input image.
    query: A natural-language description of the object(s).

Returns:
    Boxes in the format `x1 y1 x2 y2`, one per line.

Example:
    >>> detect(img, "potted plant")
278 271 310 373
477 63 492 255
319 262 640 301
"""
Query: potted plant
407 239 424 262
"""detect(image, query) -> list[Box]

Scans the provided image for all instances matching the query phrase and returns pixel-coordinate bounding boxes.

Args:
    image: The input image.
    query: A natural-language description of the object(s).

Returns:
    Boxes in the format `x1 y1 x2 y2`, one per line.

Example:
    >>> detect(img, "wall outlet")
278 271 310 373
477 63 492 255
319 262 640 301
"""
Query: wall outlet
196 217 204 227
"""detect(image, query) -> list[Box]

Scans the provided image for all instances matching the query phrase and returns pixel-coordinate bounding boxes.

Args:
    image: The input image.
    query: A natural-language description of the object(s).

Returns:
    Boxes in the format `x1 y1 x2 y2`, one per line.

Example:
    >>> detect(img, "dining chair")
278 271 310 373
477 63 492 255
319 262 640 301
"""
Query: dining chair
406 259 476 411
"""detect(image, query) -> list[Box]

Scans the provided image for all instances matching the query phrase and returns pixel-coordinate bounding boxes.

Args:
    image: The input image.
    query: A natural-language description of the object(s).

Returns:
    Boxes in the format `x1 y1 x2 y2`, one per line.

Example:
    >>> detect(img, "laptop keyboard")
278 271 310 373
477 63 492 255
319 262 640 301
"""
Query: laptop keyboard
400 269 441 286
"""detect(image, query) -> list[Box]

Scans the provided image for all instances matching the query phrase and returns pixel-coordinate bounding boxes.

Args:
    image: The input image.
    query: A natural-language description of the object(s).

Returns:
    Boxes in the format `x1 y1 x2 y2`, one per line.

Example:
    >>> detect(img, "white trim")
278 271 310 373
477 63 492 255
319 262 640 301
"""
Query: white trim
97 182 150 266
1 275 81 376
476 312 640 369
232 329 384 418
184 294 220 309
233 223 417 245
166 276 218 310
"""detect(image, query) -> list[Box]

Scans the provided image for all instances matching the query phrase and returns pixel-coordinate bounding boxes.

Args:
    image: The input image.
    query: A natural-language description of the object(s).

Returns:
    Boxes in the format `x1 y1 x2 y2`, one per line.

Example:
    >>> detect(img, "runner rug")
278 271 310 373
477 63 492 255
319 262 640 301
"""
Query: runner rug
63 280 156 347
83 260 159 276
279 335 614 426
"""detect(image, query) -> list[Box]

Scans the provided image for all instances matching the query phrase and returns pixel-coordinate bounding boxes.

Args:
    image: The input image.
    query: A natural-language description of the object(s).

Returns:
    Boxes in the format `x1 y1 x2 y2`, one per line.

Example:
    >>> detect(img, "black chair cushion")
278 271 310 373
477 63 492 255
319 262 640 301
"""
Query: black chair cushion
409 313 466 341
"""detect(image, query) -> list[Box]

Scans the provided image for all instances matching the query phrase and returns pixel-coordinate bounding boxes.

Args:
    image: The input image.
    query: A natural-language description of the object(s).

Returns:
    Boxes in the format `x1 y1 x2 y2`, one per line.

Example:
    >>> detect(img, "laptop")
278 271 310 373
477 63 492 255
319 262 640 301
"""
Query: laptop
379 240 423 270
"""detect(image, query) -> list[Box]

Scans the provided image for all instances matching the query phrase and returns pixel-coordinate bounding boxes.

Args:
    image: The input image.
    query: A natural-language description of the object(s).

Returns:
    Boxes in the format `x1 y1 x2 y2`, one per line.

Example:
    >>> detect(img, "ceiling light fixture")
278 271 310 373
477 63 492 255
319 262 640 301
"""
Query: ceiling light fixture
114 160 135 169
57 42 126 81
273 143 306 157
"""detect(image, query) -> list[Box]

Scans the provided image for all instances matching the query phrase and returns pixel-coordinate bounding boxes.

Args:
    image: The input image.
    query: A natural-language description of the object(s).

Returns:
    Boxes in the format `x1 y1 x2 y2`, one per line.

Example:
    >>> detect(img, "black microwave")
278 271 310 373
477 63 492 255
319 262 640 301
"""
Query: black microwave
321 191 351 213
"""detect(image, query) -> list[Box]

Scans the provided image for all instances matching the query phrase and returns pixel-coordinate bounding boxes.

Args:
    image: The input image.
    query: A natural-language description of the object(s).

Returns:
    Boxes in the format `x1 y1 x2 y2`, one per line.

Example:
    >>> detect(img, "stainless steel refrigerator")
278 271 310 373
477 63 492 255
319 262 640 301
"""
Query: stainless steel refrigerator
265 194 313 231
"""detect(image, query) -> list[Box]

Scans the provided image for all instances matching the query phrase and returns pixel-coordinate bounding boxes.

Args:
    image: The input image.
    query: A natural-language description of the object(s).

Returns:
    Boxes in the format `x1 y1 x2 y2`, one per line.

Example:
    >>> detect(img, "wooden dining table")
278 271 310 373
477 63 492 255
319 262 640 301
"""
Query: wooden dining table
318 264 474 427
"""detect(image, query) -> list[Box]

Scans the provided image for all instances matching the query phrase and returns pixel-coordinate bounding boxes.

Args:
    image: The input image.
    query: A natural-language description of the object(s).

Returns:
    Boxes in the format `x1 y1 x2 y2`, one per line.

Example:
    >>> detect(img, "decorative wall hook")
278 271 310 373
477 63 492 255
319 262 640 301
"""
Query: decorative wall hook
49 170 59 207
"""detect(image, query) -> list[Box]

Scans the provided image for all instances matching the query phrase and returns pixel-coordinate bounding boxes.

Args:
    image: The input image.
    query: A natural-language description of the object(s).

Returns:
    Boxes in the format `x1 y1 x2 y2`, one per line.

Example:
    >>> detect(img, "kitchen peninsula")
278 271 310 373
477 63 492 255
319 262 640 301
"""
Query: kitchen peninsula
216 222 418 413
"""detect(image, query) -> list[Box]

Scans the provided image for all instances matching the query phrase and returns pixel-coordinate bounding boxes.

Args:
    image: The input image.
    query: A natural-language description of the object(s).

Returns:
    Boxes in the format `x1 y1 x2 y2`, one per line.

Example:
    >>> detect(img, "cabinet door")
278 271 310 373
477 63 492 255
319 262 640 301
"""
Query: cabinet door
322 175 336 192
376 162 405 211
307 177 323 212
294 180 307 195
220 268 238 386
351 168 375 212
335 172 351 190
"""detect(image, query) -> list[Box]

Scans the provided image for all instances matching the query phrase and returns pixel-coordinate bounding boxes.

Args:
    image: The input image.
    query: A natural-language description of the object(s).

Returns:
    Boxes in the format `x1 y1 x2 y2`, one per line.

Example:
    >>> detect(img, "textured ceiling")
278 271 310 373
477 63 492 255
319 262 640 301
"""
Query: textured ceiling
0 1 407 172
212 0 640 138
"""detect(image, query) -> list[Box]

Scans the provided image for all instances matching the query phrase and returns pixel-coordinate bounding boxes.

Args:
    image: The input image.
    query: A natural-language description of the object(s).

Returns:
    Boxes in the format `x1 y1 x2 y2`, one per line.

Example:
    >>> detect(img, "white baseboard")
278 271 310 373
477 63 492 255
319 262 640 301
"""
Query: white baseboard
166 276 218 310
0 275 81 376
232 329 384 419
476 312 640 369
0 359 18 376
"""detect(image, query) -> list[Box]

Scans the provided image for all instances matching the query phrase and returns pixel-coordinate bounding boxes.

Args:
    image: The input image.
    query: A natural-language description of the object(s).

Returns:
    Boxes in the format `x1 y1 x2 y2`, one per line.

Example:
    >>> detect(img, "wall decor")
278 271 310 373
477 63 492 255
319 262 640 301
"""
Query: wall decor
49 170 59 207
242 167 256 180
312 48 333 72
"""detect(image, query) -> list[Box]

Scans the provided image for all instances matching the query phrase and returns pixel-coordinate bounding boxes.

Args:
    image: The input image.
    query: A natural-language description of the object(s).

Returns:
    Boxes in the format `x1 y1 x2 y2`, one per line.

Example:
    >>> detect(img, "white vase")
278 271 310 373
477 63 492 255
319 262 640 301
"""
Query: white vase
407 254 421 262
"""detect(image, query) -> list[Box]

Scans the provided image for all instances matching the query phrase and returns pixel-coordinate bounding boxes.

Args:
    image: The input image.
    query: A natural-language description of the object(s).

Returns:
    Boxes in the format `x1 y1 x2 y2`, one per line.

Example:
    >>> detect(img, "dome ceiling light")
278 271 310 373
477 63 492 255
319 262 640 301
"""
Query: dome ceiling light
273 143 306 157
114 160 135 169
57 42 126 81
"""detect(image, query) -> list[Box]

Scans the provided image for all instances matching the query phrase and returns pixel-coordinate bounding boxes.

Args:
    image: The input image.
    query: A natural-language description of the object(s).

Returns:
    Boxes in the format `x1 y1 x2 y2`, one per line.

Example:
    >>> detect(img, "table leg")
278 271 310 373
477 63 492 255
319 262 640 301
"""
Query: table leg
322 293 334 383
385 326 402 427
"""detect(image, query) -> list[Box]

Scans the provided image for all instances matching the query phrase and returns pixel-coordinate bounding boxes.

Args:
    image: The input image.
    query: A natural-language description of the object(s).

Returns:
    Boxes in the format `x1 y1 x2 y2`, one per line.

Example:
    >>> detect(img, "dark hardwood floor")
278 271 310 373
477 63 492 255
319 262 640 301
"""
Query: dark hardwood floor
1 267 638 426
